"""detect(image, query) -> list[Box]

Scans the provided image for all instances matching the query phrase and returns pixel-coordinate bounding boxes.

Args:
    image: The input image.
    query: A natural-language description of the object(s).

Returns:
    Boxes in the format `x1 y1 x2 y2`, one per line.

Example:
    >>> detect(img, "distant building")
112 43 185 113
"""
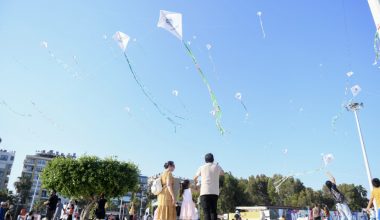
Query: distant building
0 149 15 190
21 150 76 207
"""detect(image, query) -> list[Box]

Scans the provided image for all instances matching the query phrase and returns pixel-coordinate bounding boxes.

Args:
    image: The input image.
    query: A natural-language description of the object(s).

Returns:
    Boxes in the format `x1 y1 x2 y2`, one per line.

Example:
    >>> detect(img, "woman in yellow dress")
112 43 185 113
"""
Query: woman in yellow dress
156 161 176 220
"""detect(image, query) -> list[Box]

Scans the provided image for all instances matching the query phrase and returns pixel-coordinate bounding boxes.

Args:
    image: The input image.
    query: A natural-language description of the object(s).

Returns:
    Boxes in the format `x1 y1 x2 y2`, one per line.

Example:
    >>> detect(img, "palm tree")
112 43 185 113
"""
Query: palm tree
14 175 32 205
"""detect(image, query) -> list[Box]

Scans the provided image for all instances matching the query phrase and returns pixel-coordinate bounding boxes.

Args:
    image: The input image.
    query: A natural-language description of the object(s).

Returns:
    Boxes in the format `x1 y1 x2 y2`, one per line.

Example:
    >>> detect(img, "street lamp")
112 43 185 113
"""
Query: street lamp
345 102 377 213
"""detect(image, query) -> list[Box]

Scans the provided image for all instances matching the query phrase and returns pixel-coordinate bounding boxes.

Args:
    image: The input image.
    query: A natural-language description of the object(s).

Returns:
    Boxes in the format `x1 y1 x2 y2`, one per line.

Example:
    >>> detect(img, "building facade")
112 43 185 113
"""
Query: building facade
21 150 76 206
0 149 15 191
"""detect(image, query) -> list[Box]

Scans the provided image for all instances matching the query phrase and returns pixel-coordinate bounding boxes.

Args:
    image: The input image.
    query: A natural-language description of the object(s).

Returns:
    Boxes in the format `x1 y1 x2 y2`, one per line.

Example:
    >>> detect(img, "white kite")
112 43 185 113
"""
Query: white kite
257 11 266 39
113 31 183 128
113 31 130 52
157 10 183 40
346 71 354 77
322 153 334 167
351 85 362 97
158 10 224 134
235 92 249 118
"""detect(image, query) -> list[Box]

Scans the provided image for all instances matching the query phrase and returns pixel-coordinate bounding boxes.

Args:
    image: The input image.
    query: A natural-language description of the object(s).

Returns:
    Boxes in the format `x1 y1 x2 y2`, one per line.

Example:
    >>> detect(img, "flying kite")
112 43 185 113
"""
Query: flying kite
235 92 249 118
367 0 380 66
206 43 219 79
351 85 362 97
257 11 266 39
274 153 333 193
157 10 224 134
113 31 183 129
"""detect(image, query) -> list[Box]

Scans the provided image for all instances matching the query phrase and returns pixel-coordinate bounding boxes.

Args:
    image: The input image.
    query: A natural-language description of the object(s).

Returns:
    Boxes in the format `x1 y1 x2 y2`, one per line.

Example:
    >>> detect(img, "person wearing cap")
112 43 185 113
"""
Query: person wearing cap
194 153 224 220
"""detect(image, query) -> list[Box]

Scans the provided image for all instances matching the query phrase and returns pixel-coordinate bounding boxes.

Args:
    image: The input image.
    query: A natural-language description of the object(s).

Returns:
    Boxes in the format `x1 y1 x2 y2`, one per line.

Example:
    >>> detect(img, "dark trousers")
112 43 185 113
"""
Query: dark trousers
46 209 55 220
201 195 218 220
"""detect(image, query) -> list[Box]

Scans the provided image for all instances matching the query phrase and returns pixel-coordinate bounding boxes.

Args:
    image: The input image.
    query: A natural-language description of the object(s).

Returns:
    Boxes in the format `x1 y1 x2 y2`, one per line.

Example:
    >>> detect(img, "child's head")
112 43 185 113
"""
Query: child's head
182 179 190 189
372 178 380 188
180 179 190 197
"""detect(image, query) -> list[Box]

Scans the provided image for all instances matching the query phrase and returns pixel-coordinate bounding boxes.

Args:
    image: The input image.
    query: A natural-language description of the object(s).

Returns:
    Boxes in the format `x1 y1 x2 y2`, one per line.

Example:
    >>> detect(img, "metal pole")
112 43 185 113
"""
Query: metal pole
119 198 123 220
29 175 40 212
140 192 143 218
353 110 378 215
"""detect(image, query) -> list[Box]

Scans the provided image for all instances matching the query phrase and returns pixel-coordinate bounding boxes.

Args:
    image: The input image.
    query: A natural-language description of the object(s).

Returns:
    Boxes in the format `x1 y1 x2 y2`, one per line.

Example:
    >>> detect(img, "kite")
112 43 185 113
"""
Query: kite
367 0 380 66
274 153 332 193
235 92 249 118
41 41 82 79
257 11 266 39
172 89 188 112
206 43 219 80
113 31 183 129
351 85 361 97
322 153 334 167
346 71 354 77
157 10 224 134
0 100 32 117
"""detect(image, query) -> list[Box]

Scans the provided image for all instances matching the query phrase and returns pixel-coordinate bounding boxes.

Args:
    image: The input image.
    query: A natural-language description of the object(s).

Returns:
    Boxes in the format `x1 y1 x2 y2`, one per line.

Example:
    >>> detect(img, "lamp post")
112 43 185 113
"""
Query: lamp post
345 102 377 213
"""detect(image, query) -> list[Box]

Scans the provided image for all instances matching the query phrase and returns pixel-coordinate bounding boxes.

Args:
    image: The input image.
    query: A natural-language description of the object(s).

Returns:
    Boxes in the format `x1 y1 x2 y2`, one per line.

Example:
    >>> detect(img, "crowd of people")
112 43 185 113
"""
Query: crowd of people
5 152 379 220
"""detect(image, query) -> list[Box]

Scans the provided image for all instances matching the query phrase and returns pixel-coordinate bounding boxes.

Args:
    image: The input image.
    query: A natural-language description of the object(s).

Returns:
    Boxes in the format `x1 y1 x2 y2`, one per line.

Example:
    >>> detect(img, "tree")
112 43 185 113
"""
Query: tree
14 175 32 205
40 156 139 219
218 173 249 213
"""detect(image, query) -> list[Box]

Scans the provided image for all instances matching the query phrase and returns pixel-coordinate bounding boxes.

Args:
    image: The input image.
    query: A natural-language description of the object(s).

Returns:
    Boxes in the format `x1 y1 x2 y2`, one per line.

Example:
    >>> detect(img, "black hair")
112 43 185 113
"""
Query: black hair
325 180 333 189
58 198 61 201
164 161 175 169
205 153 214 163
180 179 190 197
372 178 380 188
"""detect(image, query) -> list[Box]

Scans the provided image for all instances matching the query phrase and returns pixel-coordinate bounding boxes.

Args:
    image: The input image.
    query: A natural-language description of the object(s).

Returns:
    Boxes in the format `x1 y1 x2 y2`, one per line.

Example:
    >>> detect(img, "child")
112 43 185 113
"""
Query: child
179 180 198 220
366 178 380 220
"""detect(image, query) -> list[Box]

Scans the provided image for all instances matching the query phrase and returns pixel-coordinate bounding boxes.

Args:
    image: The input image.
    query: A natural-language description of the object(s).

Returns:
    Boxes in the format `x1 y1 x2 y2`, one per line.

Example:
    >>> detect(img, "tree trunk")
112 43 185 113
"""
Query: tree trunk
80 200 96 220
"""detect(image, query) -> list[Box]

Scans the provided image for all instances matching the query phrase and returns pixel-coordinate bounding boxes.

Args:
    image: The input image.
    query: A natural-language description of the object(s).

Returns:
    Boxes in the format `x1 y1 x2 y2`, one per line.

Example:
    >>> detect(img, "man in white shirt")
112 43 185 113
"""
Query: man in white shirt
194 153 224 220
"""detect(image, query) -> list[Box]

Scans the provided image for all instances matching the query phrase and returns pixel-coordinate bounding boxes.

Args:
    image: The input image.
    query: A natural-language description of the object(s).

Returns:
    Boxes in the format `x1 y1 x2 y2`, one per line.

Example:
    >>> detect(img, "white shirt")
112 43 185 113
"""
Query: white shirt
196 163 223 196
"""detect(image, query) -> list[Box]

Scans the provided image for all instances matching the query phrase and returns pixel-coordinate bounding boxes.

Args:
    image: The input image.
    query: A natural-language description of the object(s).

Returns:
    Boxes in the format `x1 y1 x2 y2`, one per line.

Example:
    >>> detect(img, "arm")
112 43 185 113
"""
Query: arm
166 174 176 205
326 172 336 184
366 195 374 211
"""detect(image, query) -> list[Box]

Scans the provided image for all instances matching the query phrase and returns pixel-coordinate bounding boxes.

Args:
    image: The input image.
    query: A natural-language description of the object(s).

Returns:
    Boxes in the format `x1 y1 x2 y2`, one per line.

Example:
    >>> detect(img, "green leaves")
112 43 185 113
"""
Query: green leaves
40 156 139 200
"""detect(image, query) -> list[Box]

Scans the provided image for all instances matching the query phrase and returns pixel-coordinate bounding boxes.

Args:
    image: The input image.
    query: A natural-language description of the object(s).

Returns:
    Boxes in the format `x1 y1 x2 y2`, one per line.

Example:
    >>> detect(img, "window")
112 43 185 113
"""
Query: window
0 155 8 161
10 156 14 161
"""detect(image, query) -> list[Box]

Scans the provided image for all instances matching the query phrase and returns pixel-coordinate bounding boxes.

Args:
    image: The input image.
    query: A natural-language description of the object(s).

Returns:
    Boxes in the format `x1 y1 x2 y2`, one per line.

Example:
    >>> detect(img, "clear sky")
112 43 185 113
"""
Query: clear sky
1 0 379 193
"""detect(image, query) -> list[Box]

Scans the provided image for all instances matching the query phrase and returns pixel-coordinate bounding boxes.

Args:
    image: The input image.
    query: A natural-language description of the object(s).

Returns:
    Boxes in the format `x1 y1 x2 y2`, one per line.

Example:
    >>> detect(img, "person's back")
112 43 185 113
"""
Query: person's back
197 163 223 196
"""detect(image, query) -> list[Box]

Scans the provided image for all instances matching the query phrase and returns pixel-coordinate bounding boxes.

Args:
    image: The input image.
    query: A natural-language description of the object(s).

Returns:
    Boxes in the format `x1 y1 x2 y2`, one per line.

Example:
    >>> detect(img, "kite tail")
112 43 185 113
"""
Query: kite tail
183 42 225 135
374 29 380 66
258 16 266 39
123 52 181 128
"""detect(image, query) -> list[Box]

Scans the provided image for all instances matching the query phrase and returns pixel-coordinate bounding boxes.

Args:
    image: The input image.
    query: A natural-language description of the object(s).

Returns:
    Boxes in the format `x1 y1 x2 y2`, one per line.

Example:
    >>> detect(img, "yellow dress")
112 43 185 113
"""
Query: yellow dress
156 170 176 220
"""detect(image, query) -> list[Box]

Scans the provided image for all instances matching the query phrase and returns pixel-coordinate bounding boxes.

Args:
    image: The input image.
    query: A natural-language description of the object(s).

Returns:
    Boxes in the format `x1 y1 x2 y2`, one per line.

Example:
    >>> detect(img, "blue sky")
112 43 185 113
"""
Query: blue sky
1 0 380 193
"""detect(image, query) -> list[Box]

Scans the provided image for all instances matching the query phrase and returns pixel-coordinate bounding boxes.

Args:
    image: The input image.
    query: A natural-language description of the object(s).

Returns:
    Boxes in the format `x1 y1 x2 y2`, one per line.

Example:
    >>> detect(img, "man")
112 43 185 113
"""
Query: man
312 204 321 220
44 190 59 220
194 153 224 220
325 172 352 220
53 198 63 220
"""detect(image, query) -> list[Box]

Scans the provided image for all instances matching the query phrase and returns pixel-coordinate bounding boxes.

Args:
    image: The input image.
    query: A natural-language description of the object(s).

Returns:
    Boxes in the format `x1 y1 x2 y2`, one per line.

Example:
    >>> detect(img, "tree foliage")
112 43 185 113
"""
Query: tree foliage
41 156 140 200
217 173 368 213
14 175 32 204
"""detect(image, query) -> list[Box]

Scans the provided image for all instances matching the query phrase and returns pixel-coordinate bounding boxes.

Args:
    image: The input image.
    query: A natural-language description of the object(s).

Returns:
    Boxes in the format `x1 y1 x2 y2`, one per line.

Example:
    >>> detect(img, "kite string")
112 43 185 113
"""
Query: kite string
183 42 225 134
374 28 380 66
0 100 32 117
123 52 182 128
258 15 266 39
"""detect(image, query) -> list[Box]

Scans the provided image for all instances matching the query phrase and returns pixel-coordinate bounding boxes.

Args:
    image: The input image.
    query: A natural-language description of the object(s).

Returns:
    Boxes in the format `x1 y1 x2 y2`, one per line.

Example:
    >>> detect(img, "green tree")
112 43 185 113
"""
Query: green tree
41 156 139 219
336 184 368 211
218 173 249 213
14 175 32 204
246 175 271 206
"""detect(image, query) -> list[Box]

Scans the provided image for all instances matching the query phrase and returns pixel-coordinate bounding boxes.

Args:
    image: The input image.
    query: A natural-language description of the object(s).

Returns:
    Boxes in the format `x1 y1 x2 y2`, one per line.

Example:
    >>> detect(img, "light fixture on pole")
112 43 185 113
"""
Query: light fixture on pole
345 102 377 213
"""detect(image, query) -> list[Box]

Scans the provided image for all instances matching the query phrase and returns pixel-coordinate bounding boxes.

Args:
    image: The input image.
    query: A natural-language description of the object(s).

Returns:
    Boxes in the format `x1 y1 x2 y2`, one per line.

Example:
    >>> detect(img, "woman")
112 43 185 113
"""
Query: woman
156 161 176 220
